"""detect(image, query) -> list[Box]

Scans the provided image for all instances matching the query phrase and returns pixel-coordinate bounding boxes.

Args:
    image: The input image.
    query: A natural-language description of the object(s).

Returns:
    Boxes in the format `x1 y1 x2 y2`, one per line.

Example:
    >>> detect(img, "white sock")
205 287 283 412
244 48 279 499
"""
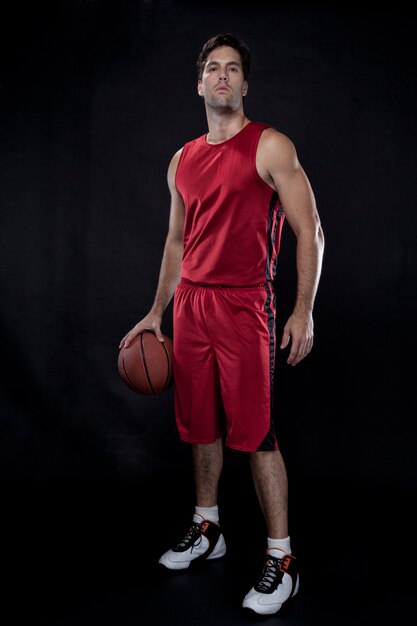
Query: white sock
195 505 219 523
267 536 292 554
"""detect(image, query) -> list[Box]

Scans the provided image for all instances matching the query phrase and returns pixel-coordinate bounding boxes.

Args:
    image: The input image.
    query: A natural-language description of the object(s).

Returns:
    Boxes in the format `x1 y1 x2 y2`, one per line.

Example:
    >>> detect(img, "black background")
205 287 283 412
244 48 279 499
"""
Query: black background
1 1 416 624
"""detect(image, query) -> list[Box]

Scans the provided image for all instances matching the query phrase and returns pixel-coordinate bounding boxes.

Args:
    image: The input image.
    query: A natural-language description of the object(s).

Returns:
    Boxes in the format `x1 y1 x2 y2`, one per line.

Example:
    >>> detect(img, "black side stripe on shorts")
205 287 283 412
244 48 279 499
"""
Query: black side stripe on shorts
257 281 277 451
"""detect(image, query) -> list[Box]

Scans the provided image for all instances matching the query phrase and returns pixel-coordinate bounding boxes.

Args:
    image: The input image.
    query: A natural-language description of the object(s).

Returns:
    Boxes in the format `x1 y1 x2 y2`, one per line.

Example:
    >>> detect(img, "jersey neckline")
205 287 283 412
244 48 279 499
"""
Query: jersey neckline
203 120 254 147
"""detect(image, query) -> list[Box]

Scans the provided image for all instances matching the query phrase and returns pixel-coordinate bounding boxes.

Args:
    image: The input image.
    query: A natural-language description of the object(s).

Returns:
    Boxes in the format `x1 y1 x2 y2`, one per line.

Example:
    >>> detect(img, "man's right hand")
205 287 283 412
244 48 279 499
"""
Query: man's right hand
119 310 164 349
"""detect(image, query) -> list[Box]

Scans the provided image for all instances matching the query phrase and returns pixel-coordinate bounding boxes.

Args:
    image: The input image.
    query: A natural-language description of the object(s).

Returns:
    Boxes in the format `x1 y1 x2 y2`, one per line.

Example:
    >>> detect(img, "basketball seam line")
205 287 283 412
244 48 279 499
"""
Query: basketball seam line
141 332 156 394
122 359 144 394
161 341 171 390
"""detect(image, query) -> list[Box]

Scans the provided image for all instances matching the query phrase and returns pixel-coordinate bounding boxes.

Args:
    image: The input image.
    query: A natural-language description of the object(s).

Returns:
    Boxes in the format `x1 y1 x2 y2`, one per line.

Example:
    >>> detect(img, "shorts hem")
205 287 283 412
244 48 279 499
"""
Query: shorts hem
225 442 279 452
178 434 222 445
178 435 278 452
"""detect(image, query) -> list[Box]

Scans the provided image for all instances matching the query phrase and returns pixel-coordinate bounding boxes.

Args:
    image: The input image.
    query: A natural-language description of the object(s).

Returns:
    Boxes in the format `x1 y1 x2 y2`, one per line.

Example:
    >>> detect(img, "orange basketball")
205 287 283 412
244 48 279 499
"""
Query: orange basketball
118 331 174 395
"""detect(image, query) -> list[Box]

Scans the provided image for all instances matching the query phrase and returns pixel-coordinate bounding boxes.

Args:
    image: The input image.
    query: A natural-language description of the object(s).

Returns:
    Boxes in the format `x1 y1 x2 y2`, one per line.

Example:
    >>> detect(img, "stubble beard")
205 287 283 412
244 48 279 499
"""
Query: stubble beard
205 90 240 114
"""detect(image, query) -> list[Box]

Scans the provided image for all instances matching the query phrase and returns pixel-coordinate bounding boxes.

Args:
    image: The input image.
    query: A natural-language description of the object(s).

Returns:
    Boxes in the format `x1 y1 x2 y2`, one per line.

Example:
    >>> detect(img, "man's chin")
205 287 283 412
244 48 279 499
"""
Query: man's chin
206 98 239 113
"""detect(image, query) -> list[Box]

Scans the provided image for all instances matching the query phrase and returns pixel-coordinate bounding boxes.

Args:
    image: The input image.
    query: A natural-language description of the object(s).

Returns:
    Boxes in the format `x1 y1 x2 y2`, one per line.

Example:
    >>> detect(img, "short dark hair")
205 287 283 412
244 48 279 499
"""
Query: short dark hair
196 33 251 81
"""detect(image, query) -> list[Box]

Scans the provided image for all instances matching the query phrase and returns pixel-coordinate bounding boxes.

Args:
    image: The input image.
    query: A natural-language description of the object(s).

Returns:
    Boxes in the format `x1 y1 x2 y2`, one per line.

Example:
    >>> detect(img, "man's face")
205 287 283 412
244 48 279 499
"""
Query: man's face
198 45 248 110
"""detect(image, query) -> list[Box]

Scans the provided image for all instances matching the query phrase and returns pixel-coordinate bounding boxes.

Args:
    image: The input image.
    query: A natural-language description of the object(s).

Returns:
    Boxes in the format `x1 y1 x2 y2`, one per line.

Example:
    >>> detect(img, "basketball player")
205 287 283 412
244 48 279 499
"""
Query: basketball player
120 33 324 615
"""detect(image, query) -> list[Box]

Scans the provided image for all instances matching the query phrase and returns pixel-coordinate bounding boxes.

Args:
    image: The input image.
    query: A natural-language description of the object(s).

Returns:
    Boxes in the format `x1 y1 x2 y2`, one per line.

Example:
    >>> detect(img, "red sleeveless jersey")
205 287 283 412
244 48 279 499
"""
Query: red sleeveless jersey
175 121 285 286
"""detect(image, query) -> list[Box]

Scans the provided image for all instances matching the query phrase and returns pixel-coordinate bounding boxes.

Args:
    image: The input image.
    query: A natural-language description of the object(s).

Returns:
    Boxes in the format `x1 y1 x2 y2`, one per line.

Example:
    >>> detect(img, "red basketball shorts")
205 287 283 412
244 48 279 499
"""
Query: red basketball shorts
173 279 278 452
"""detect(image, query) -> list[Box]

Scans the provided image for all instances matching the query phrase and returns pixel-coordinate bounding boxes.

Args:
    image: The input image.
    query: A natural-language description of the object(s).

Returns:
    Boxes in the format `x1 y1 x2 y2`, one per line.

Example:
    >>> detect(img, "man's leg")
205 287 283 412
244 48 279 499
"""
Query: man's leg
242 448 299 615
192 438 223 507
249 448 288 538
158 437 226 570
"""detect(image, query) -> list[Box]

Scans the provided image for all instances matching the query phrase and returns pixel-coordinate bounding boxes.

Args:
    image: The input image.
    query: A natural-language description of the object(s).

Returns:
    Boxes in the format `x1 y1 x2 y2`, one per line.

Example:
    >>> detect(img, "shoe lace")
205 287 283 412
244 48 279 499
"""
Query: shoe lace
174 522 203 552
255 556 284 593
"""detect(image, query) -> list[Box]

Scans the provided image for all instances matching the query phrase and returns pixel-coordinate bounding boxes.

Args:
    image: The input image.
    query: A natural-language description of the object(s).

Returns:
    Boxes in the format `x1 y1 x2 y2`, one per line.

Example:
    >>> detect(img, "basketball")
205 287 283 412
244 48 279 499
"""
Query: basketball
118 331 174 395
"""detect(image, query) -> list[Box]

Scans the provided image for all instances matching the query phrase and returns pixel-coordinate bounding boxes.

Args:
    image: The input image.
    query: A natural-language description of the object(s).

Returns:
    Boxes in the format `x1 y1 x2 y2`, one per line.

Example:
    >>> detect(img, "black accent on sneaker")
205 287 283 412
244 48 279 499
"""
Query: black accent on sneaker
171 519 222 560
254 553 298 595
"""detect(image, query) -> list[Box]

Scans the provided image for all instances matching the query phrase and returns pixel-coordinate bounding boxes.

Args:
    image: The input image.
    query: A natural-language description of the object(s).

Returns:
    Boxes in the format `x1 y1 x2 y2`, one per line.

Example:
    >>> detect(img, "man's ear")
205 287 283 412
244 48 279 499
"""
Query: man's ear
197 80 203 97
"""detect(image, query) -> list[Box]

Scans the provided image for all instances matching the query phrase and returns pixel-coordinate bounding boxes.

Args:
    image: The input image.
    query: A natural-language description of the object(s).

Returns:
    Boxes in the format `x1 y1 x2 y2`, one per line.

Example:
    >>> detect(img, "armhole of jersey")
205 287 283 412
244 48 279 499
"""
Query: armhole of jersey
174 145 186 194
252 126 278 194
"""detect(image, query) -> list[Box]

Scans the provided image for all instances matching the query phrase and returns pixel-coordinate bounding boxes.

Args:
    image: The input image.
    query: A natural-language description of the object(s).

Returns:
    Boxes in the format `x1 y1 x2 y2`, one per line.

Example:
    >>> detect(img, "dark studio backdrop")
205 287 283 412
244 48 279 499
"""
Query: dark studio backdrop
0 1 416 624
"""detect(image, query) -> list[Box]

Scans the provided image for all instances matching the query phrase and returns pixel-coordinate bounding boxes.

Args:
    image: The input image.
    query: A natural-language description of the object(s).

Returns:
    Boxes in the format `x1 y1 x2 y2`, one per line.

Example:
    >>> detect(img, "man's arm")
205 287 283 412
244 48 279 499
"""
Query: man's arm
119 149 185 348
257 129 325 366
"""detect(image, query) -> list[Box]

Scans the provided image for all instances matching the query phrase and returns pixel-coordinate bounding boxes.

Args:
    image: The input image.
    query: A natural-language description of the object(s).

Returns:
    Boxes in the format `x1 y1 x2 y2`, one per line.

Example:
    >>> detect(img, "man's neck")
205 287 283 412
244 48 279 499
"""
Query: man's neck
205 109 250 144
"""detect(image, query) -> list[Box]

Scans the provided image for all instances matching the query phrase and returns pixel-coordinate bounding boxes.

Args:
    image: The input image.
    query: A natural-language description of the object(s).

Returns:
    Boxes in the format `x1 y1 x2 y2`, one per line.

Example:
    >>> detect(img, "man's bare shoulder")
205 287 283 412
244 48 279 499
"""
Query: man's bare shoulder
168 147 183 173
169 147 184 166
259 127 296 156
167 147 184 190
258 127 299 173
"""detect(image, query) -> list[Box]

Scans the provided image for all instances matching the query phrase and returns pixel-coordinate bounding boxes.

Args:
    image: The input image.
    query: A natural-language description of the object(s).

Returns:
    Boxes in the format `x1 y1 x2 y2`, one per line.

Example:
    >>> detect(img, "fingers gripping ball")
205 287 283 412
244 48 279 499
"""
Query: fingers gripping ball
118 331 174 395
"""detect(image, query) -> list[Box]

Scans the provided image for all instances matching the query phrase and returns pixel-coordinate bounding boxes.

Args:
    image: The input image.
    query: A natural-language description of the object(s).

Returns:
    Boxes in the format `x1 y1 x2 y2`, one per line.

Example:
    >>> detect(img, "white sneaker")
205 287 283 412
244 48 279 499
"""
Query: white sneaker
158 514 226 570
242 548 299 615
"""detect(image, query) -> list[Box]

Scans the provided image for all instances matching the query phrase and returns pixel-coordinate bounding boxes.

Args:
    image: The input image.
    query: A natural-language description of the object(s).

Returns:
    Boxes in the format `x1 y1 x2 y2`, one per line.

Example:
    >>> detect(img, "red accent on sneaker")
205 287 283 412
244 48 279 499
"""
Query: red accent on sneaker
279 554 296 573
200 521 210 534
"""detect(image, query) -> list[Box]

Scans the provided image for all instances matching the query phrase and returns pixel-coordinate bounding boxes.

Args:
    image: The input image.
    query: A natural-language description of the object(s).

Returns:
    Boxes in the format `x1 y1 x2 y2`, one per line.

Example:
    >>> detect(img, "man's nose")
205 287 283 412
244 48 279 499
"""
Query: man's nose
218 69 228 81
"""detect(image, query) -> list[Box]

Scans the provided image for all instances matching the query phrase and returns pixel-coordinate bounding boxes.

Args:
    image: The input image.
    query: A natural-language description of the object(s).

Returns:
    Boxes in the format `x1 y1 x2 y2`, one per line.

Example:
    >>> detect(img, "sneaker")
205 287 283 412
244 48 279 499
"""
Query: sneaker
158 513 227 570
242 548 299 615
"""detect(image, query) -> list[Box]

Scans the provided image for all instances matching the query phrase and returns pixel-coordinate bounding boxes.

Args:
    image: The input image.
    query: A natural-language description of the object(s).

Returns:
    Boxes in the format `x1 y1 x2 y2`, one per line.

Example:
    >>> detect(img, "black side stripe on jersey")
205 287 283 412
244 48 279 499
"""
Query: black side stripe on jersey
265 191 285 283
257 281 277 451
265 191 279 282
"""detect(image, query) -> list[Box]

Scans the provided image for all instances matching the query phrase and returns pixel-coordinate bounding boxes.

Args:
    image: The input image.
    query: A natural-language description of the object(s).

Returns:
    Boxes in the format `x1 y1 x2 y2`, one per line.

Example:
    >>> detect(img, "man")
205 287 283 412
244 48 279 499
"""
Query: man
120 33 324 615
